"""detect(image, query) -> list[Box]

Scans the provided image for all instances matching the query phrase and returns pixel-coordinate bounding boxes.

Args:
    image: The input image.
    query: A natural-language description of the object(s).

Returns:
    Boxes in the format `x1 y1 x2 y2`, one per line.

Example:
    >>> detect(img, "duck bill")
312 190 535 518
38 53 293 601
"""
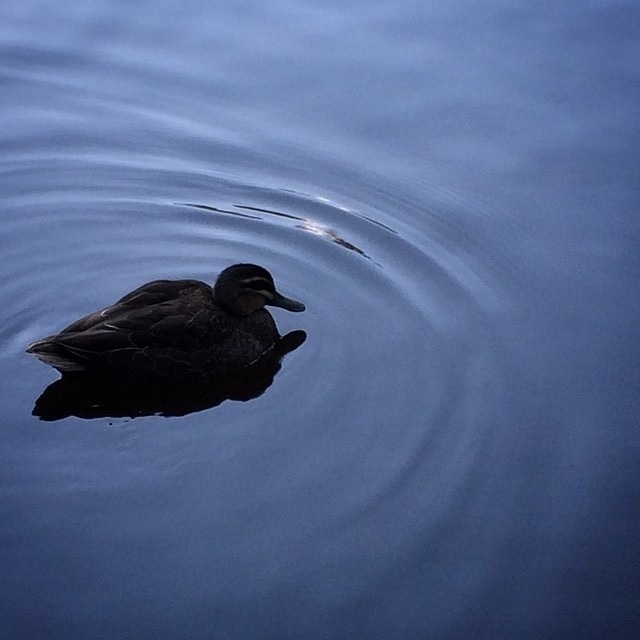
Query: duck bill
269 291 306 312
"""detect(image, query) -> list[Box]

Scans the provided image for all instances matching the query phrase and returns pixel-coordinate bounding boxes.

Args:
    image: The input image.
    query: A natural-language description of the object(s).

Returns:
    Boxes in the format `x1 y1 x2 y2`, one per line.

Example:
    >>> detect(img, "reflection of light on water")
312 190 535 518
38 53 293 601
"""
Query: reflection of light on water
314 194 398 234
298 219 328 236
316 195 352 213
297 220 370 260
181 200 372 259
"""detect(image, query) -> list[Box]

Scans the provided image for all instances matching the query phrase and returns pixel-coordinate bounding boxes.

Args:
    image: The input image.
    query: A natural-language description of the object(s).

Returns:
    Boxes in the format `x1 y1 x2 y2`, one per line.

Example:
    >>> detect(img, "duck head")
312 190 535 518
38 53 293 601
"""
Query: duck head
214 263 306 317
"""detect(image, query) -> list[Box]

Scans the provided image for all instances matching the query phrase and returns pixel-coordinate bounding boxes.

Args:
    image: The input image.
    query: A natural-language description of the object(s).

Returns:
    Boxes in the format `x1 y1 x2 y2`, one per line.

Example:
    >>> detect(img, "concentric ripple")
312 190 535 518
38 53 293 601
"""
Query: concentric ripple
2 2 635 638
5 122 515 540
0 19 528 632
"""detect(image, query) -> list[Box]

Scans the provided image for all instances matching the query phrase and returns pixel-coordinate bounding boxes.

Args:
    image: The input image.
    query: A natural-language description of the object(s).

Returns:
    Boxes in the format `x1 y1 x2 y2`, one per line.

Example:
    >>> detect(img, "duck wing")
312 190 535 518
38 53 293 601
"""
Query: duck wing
59 279 209 333
27 279 230 373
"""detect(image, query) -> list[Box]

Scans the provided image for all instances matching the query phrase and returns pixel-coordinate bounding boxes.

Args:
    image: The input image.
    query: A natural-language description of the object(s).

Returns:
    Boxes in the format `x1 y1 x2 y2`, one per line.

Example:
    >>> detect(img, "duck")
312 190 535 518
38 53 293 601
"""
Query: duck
26 263 305 381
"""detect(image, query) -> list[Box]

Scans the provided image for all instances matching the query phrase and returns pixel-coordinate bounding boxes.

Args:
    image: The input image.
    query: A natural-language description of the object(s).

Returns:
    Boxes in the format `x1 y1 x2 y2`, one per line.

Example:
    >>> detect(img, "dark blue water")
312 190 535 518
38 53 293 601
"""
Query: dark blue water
1 1 639 638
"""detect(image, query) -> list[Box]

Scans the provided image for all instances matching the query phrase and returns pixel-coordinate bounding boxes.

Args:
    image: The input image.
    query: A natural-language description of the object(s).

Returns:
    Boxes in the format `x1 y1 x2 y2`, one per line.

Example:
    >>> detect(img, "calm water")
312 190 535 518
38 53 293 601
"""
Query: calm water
1 1 639 638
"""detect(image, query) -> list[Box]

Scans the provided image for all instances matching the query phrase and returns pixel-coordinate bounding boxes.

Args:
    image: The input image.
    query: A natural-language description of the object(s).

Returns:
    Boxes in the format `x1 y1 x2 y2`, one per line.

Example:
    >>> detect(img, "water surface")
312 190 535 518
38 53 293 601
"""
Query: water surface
1 1 638 638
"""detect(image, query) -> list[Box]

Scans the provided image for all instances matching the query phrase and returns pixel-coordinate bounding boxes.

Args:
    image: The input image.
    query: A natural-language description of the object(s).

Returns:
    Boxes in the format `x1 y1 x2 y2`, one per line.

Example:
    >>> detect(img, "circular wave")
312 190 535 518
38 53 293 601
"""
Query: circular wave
2 58 515 557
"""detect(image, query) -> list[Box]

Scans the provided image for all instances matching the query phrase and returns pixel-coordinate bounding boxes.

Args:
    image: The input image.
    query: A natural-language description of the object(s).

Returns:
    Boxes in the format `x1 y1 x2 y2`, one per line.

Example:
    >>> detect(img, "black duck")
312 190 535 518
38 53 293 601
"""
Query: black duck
27 263 305 381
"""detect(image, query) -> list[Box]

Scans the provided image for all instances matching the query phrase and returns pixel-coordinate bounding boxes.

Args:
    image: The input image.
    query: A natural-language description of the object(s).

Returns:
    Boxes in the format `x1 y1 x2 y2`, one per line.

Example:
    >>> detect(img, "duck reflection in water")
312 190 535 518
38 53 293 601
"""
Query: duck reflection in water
27 264 306 420
32 330 306 420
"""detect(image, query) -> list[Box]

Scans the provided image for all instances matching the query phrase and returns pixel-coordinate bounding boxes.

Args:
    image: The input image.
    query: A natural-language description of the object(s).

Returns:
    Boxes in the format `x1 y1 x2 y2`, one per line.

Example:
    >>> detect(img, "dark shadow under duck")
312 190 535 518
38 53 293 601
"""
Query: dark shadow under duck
31 330 307 420
27 263 306 382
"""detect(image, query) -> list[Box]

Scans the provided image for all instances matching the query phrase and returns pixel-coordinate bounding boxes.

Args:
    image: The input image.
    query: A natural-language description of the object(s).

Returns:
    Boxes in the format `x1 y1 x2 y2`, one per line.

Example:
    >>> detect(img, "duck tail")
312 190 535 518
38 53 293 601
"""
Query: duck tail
26 338 88 373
